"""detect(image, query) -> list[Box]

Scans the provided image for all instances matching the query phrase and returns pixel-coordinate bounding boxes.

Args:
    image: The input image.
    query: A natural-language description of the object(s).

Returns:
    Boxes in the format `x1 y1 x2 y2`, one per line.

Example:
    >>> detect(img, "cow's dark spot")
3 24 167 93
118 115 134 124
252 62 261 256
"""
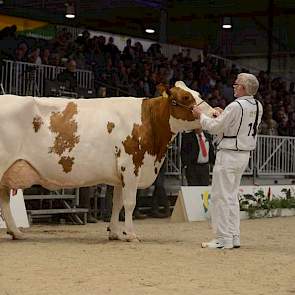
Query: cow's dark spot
58 156 74 173
155 167 158 174
48 102 79 173
122 125 143 176
122 97 173 176
49 102 80 156
115 146 121 158
107 121 115 134
32 115 43 132
120 173 125 188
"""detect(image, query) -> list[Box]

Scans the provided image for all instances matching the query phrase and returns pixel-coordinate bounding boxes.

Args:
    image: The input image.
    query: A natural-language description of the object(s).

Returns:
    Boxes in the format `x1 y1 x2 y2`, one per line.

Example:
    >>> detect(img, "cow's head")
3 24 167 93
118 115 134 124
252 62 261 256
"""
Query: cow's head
161 81 215 133
174 81 215 116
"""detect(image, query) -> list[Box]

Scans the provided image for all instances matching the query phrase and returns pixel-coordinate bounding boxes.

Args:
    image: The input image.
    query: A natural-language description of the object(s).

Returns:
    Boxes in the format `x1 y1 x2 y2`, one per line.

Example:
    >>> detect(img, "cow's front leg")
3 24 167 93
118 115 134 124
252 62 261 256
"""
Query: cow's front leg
122 181 138 242
0 187 24 240
108 185 123 240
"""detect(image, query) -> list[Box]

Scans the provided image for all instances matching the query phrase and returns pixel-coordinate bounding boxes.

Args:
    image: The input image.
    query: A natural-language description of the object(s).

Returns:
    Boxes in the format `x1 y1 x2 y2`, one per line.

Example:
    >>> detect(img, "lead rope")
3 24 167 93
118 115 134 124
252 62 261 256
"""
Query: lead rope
171 99 205 110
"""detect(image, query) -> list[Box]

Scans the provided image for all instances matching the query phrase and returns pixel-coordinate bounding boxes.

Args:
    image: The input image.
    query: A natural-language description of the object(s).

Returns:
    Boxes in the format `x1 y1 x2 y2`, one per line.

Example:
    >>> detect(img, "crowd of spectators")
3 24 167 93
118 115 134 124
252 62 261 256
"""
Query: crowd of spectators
1 25 295 136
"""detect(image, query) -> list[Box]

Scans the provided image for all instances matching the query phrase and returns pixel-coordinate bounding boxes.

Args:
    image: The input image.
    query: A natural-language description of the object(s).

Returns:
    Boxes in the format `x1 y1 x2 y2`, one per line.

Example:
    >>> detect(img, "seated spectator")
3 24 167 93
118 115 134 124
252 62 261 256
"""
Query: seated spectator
220 78 234 103
57 59 78 93
183 71 195 88
122 38 134 66
287 111 295 136
71 44 87 69
136 79 148 97
0 25 17 60
41 48 51 65
28 47 42 65
289 82 295 95
260 109 279 135
105 36 120 67
49 52 61 66
14 41 28 62
75 30 90 48
147 43 162 59
276 109 289 136
207 88 225 108
133 41 144 62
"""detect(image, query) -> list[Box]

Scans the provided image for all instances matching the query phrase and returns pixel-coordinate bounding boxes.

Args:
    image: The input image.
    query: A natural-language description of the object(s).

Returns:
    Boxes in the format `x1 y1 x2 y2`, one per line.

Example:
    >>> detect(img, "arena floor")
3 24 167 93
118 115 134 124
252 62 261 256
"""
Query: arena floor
0 217 294 295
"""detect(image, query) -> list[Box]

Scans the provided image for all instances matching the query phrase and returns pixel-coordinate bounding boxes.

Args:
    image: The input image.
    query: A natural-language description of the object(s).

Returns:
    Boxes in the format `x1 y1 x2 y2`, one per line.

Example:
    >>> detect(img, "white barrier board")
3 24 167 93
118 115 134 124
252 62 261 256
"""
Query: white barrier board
0 190 30 228
171 185 295 222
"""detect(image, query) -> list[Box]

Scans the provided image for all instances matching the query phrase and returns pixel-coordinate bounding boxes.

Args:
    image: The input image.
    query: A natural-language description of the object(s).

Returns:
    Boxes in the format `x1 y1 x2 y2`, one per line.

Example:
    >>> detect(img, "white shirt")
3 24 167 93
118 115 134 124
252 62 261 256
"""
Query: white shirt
200 96 263 151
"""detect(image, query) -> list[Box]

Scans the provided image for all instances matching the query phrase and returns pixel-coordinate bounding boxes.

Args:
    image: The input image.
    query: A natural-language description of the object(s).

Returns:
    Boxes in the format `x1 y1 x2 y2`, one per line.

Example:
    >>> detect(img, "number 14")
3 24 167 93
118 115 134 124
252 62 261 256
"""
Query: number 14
248 122 255 136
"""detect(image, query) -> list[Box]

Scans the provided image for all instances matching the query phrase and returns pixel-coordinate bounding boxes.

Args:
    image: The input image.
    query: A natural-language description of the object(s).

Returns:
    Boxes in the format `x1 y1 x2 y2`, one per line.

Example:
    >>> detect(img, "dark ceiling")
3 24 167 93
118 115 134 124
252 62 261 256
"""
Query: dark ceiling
1 0 295 51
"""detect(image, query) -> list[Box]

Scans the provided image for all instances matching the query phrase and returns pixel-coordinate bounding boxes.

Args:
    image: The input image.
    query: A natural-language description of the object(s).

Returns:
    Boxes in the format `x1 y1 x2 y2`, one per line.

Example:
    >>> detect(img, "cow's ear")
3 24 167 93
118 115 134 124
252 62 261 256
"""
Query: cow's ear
156 83 169 96
162 90 168 98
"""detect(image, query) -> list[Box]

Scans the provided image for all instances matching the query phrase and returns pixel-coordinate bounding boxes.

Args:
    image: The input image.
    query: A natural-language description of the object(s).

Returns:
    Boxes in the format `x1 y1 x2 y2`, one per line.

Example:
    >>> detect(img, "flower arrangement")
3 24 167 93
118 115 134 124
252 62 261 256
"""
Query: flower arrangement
239 188 295 218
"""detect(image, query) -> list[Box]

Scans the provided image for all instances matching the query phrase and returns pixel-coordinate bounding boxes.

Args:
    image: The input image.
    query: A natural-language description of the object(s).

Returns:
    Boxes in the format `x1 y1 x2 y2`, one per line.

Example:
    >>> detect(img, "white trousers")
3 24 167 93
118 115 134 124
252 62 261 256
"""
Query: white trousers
211 149 250 243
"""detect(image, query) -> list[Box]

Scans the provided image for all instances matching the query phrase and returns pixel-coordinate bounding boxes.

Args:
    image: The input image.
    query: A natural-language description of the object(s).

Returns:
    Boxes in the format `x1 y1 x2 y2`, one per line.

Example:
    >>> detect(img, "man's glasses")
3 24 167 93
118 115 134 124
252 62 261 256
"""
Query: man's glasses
233 83 243 87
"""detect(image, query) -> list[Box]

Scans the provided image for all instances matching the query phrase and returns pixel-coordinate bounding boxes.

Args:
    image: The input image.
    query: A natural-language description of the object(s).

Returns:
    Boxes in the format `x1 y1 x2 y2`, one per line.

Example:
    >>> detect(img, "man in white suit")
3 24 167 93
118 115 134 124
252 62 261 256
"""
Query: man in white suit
193 73 263 249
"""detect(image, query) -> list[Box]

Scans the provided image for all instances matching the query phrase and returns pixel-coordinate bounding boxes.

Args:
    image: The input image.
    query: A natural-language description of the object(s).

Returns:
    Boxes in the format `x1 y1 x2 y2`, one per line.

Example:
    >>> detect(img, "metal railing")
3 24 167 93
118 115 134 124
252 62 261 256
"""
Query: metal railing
0 60 93 97
165 135 182 176
256 135 295 176
165 134 295 178
165 134 254 177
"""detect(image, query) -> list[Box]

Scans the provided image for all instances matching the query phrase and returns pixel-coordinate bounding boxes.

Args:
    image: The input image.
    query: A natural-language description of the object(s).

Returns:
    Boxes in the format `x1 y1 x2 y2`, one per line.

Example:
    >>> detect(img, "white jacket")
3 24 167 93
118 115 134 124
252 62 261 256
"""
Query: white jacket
200 96 263 151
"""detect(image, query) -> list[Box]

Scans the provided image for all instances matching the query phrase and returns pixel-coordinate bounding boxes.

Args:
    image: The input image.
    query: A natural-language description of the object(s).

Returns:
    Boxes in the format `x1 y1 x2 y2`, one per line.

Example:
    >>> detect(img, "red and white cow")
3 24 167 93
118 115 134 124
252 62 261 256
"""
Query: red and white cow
0 81 214 241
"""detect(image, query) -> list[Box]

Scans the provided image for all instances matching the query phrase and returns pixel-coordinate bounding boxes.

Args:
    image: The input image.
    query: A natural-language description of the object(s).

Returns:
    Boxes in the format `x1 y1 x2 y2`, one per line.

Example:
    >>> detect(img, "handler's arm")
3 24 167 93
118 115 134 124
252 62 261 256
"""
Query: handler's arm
200 103 238 134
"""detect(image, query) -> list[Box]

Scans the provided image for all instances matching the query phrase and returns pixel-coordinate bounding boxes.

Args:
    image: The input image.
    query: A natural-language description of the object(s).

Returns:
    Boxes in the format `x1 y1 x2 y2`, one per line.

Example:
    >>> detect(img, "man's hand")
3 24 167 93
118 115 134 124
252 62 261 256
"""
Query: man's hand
192 105 202 119
212 107 223 118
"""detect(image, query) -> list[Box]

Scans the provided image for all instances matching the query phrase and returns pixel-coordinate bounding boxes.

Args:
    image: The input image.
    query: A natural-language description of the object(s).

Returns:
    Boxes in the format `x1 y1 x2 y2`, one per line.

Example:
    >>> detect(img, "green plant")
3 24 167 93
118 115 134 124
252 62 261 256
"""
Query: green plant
239 188 295 218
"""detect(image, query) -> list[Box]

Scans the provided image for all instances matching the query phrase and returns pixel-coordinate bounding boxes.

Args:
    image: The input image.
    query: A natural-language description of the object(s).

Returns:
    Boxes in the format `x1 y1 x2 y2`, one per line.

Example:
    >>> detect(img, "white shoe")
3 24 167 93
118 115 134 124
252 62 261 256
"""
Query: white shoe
201 239 233 249
233 235 240 248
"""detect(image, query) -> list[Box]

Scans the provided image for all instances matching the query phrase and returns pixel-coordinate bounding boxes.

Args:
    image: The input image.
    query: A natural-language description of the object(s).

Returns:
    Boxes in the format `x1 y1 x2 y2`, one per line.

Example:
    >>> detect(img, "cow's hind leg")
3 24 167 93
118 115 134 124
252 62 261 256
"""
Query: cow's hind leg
122 181 139 242
0 186 24 239
108 185 123 240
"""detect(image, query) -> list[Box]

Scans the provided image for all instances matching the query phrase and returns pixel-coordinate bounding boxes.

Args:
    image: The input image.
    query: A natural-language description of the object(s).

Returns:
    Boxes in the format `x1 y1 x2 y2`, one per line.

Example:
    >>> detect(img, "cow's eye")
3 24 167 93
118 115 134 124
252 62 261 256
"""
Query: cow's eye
183 96 189 100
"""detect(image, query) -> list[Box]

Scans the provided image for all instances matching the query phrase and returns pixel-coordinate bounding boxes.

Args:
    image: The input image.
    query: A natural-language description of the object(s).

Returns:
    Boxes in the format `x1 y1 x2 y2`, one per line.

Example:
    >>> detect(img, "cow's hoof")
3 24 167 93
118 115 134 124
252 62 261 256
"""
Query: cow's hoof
122 231 140 242
108 232 120 241
7 230 25 240
125 234 140 242
126 238 141 243
126 237 140 243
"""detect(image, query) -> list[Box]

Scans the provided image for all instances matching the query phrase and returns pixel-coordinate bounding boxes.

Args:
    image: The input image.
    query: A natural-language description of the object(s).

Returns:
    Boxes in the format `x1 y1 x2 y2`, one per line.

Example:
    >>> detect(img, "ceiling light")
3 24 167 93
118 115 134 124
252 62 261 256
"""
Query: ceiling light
145 28 155 34
222 24 232 29
0 0 4 4
65 2 75 19
222 17 232 29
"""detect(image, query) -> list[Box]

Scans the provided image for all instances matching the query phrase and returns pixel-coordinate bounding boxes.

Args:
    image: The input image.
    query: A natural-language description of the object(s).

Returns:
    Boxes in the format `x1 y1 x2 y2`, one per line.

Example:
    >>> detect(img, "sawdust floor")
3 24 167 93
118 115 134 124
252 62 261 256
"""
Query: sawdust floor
0 217 295 295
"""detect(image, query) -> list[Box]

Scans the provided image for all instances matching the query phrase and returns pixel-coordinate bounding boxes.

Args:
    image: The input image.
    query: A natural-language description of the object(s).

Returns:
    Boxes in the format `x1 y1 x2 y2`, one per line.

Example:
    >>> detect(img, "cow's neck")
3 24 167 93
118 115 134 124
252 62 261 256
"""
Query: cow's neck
141 96 173 163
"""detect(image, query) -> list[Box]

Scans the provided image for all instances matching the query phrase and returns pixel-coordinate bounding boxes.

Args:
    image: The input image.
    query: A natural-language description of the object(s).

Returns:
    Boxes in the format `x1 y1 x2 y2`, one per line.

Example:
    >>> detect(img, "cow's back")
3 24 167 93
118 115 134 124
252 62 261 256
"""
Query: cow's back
0 95 144 188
